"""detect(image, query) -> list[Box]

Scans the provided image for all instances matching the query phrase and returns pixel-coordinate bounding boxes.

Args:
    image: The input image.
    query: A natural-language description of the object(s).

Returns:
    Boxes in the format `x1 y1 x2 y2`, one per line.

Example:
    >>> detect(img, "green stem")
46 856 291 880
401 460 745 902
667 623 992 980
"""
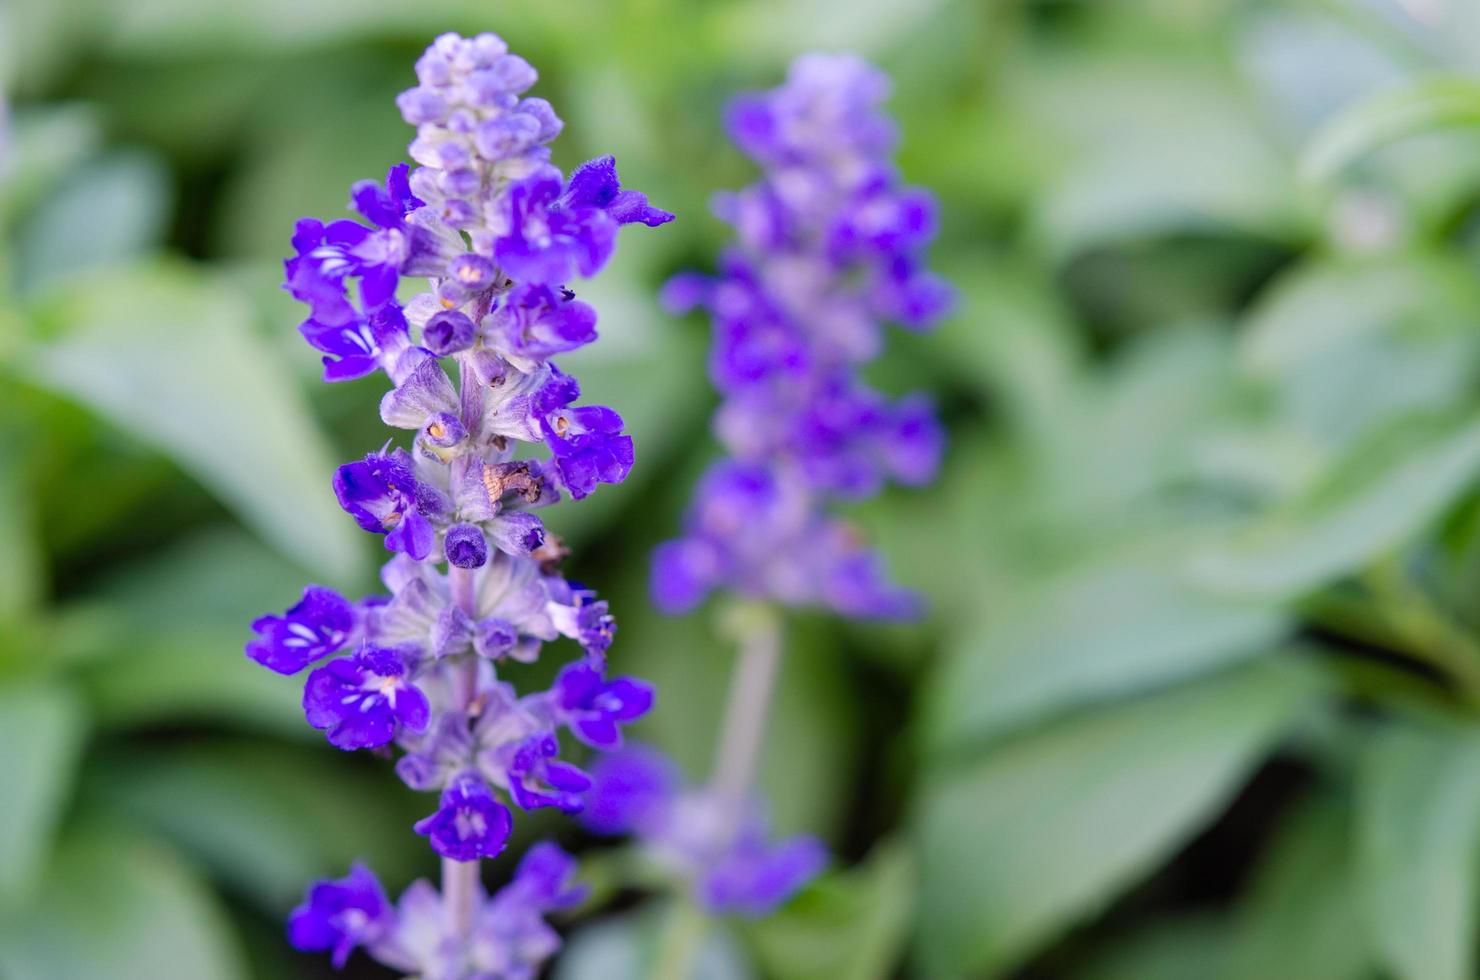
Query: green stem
649 602 782 980
650 899 707 980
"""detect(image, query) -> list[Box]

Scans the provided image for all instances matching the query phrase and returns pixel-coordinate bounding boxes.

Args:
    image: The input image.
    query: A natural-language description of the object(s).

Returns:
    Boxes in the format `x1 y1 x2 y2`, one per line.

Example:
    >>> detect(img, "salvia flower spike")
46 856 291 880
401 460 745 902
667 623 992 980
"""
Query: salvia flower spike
248 30 670 977
643 53 952 936
654 52 951 621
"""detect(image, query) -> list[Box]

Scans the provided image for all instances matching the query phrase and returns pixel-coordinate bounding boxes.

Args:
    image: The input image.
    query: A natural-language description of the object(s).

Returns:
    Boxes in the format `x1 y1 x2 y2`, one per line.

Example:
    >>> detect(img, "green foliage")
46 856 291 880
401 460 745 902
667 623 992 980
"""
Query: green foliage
0 684 85 901
1357 724 1480 980
915 659 1319 978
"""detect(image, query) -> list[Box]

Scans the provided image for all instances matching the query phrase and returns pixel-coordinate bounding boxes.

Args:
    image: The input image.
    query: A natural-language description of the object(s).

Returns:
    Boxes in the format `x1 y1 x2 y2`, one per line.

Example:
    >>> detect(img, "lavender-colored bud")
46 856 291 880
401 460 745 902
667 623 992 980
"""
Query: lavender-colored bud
423 309 476 355
488 54 537 94
444 523 488 568
466 32 509 67
474 617 519 659
474 113 542 160
488 511 545 557
448 252 496 292
420 411 467 449
396 87 448 125
518 97 564 142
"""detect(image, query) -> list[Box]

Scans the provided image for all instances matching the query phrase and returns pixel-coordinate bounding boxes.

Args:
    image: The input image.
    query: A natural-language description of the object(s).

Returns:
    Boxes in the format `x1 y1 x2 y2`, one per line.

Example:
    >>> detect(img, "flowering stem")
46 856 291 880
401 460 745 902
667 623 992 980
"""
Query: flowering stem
650 603 781 980
711 602 783 819
651 898 706 980
444 564 480 937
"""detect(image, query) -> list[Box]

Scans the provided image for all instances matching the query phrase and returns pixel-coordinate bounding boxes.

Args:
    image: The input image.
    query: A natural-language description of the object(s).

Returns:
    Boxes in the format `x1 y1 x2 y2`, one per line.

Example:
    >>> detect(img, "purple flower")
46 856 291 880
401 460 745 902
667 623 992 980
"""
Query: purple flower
414 773 513 861
702 833 828 917
333 450 443 560
468 843 587 976
444 523 488 568
492 168 617 285
486 510 547 557
535 370 633 499
287 864 394 968
580 744 676 836
561 155 676 228
492 841 587 914
299 302 411 382
553 661 653 749
246 585 355 675
583 745 827 916
547 580 617 657
351 162 424 230
423 309 476 356
505 732 591 812
303 645 430 750
481 282 597 364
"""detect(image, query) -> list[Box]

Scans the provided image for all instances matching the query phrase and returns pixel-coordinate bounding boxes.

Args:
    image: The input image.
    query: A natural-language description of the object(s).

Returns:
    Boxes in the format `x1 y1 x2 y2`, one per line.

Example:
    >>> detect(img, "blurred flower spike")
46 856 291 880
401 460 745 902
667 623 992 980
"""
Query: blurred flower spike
654 53 951 620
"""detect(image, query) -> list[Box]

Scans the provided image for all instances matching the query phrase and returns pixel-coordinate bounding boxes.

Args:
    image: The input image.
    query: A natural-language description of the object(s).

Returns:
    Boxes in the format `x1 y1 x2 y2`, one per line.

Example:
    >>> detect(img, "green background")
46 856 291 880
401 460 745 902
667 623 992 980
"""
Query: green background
5 0 1480 977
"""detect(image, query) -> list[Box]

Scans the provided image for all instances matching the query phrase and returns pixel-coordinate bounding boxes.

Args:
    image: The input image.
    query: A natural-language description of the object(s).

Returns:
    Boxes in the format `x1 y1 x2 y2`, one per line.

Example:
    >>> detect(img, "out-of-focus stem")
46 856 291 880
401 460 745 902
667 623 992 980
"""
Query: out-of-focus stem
711 603 783 820
444 564 480 936
650 898 706 980
651 603 782 980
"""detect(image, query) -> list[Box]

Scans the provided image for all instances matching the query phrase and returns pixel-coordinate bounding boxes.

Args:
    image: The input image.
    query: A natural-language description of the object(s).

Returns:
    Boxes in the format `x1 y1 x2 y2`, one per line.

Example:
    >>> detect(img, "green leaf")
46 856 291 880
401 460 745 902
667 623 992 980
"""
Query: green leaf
0 828 247 980
1073 915 1230 980
925 550 1288 753
19 263 362 582
0 413 44 619
1018 57 1302 257
745 840 915 980
1237 257 1480 452
1300 77 1480 183
14 150 171 294
69 527 336 735
0 105 101 226
0 684 85 901
1356 723 1480 980
1220 796 1369 980
914 659 1318 979
1192 412 1480 599
89 739 423 911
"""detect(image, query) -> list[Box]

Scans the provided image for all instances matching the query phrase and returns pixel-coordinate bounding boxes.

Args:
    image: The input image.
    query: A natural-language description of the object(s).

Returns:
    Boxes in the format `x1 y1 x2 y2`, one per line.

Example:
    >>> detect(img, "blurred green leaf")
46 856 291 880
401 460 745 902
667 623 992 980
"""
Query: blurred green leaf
1301 76 1480 183
14 150 171 294
0 419 44 619
1192 412 1480 599
1238 257 1480 451
90 740 422 910
1073 915 1231 980
1356 723 1480 980
19 263 362 581
1220 796 1369 980
744 840 914 980
69 527 333 735
925 550 1288 753
0 828 248 980
1019 57 1303 257
0 683 85 902
0 105 101 227
914 659 1318 978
